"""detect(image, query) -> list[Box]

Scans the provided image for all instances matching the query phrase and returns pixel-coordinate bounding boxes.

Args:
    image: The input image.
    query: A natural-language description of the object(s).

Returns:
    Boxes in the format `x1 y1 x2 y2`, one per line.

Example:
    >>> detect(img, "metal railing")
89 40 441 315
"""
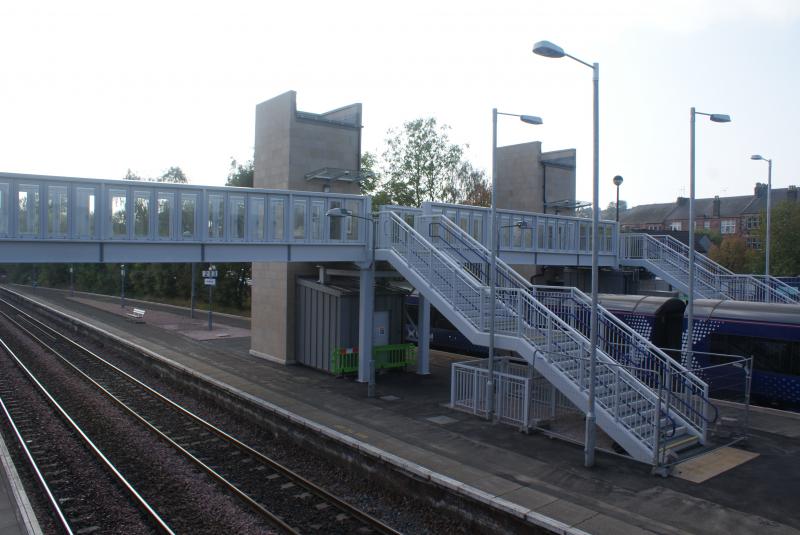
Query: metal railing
424 214 714 441
378 211 677 461
620 233 797 303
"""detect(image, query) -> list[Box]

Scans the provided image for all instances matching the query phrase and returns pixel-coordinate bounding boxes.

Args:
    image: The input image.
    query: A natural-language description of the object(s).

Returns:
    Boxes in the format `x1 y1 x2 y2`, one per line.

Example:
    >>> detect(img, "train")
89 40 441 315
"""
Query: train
403 293 800 410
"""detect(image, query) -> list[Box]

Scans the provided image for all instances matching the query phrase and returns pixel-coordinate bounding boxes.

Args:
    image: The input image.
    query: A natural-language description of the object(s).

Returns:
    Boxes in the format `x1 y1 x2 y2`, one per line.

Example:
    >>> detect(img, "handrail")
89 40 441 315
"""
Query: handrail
381 211 681 453
424 217 714 436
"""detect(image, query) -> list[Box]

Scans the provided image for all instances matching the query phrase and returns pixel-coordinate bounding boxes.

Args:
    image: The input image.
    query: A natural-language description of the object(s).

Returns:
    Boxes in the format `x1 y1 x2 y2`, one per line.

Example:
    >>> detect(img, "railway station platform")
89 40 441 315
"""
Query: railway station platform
0 424 42 534
4 284 800 535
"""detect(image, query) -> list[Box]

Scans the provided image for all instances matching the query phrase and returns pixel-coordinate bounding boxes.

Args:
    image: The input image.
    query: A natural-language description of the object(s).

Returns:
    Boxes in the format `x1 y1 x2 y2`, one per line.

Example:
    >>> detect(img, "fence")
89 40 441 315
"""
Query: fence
330 344 417 375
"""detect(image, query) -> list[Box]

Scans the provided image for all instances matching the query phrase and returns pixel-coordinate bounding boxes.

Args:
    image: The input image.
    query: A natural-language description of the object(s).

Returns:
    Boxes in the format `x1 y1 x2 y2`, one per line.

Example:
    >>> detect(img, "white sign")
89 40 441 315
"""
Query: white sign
202 270 218 278
204 278 216 286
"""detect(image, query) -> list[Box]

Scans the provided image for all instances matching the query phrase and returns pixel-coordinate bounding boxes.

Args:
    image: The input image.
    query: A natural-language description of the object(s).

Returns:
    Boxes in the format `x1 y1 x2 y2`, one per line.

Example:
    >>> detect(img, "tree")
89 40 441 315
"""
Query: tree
708 235 759 273
381 118 465 207
762 200 800 276
124 169 142 181
359 152 392 208
600 200 627 220
159 166 188 183
226 158 254 188
459 162 490 207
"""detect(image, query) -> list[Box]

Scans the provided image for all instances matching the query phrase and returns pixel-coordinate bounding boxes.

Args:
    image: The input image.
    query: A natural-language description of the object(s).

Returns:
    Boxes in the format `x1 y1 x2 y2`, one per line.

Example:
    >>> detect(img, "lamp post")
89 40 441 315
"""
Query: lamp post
533 39 600 468
687 108 731 363
750 155 772 279
120 264 126 308
327 207 377 397
613 175 623 222
69 265 74 296
489 110 542 420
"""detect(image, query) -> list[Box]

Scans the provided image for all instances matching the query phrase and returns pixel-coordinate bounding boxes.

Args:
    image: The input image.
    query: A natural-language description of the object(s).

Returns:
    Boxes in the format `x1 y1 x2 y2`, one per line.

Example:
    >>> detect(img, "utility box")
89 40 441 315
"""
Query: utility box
294 276 406 373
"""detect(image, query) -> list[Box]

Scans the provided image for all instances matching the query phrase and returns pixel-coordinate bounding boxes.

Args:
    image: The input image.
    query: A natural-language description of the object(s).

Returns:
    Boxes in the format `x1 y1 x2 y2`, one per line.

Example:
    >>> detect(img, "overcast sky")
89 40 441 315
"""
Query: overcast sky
1 1 798 209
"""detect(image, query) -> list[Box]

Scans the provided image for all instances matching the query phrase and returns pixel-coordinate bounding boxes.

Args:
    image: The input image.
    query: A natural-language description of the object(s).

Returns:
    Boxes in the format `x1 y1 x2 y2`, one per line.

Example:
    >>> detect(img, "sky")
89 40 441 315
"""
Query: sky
1 0 798 210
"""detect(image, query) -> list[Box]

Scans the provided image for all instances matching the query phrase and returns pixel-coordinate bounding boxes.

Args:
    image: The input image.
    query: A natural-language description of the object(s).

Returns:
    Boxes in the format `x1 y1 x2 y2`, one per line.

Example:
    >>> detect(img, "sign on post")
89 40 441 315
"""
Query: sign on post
204 278 216 286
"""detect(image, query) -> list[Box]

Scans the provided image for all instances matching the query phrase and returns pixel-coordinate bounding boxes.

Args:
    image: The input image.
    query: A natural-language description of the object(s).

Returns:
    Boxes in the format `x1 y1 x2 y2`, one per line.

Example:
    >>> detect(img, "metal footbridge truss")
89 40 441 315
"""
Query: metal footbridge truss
620 233 798 303
375 211 717 465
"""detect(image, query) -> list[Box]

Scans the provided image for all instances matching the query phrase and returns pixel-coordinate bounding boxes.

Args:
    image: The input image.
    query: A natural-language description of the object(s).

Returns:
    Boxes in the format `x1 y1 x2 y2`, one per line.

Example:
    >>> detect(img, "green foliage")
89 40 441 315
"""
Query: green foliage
159 166 188 183
226 158 254 188
124 169 142 181
708 235 759 273
763 200 800 276
364 117 488 208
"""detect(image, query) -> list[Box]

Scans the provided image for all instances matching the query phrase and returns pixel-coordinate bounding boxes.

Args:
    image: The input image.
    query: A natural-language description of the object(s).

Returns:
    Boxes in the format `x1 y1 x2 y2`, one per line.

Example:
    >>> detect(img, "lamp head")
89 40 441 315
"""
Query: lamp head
709 114 731 123
613 175 624 187
533 40 565 58
519 115 543 125
514 220 529 229
750 154 764 161
326 207 353 218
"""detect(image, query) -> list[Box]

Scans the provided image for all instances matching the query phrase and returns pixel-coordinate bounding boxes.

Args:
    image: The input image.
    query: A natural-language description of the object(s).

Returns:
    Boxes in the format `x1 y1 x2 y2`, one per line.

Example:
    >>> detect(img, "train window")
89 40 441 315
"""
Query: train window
710 333 800 376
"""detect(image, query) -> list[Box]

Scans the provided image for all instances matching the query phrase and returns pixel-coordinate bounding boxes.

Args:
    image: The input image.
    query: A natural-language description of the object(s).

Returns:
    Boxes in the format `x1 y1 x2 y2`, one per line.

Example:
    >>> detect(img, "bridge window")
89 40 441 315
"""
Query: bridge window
134 191 150 238
18 184 40 236
271 197 285 240
110 190 127 238
346 200 360 240
459 213 469 233
579 222 589 251
328 200 342 240
47 186 69 238
472 214 483 243
76 188 95 238
208 194 224 240
181 194 196 239
310 201 323 241
230 196 245 240
0 183 7 237
566 221 575 251
513 220 523 248
250 197 265 241
293 200 306 240
525 219 533 249
157 192 174 239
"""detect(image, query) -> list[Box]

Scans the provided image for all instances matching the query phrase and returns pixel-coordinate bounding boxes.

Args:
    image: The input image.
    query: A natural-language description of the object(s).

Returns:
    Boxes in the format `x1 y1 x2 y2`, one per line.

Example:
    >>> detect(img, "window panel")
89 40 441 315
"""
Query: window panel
293 200 306 240
310 201 323 241
134 191 150 238
328 200 342 240
230 196 245 240
250 197 266 241
157 192 174 239
181 194 197 239
76 188 96 238
46 186 69 237
0 183 8 237
110 189 127 238
346 200 360 240
271 197 285 240
208 194 224 239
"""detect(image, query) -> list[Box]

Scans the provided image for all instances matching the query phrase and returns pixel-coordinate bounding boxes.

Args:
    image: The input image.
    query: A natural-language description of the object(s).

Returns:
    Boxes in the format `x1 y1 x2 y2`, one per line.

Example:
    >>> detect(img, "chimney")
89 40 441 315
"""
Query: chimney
789 185 798 203
713 196 721 217
755 182 767 197
677 196 688 206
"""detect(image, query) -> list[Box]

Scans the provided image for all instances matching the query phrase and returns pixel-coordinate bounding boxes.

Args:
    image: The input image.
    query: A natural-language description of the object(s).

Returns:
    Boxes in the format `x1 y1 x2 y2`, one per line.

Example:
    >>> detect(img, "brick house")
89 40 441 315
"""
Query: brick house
620 183 799 250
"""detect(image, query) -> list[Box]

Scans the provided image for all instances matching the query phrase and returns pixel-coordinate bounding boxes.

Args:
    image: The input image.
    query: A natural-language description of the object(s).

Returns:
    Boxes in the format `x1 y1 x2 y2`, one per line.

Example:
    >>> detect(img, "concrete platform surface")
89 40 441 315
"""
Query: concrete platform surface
0 424 42 535
5 285 800 535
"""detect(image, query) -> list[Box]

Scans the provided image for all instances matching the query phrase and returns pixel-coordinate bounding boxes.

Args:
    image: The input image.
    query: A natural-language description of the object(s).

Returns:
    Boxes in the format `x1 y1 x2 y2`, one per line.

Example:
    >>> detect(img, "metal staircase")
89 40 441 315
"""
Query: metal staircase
620 233 799 304
376 211 713 467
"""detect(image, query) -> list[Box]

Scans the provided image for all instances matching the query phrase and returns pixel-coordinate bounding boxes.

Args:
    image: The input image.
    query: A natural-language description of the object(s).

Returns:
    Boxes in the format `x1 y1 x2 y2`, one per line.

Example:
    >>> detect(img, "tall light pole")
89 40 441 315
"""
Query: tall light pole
613 175 624 222
687 109 731 363
750 155 772 278
120 264 126 308
533 39 600 468
488 110 542 419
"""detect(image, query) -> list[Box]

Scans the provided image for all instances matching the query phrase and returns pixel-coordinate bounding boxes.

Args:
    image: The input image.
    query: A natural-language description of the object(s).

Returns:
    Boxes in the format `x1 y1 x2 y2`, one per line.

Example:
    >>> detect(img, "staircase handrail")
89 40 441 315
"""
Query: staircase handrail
399 213 708 435
379 211 680 456
531 285 718 427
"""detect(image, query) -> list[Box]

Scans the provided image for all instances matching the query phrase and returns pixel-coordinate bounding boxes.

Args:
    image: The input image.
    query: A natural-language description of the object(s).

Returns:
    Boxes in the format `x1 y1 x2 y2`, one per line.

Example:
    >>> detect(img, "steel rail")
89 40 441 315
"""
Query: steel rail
0 396 73 535
0 335 175 535
0 295 403 535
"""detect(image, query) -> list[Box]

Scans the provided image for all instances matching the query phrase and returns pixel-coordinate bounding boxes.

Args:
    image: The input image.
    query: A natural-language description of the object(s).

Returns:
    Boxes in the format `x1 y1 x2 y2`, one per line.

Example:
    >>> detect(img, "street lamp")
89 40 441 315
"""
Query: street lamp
327 207 378 397
533 39 600 468
488 110 542 420
613 175 624 223
120 264 126 308
750 155 772 279
687 108 731 364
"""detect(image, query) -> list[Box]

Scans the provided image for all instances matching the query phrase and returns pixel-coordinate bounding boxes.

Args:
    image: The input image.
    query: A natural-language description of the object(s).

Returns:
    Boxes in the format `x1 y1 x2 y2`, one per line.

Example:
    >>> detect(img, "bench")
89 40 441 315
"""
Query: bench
127 308 146 323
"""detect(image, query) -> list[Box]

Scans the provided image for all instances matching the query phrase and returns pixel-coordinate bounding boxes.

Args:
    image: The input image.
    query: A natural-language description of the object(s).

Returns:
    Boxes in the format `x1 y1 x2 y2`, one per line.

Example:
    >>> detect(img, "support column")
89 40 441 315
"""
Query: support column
358 265 375 384
417 293 431 375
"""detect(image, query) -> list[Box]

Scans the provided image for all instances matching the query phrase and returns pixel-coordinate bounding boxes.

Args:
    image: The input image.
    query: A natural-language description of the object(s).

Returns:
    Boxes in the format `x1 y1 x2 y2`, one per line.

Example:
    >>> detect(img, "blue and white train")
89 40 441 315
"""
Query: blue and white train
404 293 800 409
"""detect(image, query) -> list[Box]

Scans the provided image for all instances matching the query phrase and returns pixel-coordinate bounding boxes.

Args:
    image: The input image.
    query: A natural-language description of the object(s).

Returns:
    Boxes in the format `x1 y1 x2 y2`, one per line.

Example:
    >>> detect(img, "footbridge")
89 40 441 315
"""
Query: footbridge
0 171 789 468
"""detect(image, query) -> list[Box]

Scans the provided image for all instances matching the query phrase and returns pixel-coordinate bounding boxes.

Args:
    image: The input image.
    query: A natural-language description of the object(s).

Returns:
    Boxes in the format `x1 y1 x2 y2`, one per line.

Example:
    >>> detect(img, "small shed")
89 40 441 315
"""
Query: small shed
295 276 407 373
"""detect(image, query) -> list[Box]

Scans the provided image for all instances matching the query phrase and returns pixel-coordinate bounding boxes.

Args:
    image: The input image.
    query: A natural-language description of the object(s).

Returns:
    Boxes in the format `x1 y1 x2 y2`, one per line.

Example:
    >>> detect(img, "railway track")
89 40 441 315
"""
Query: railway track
0 296 402 535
